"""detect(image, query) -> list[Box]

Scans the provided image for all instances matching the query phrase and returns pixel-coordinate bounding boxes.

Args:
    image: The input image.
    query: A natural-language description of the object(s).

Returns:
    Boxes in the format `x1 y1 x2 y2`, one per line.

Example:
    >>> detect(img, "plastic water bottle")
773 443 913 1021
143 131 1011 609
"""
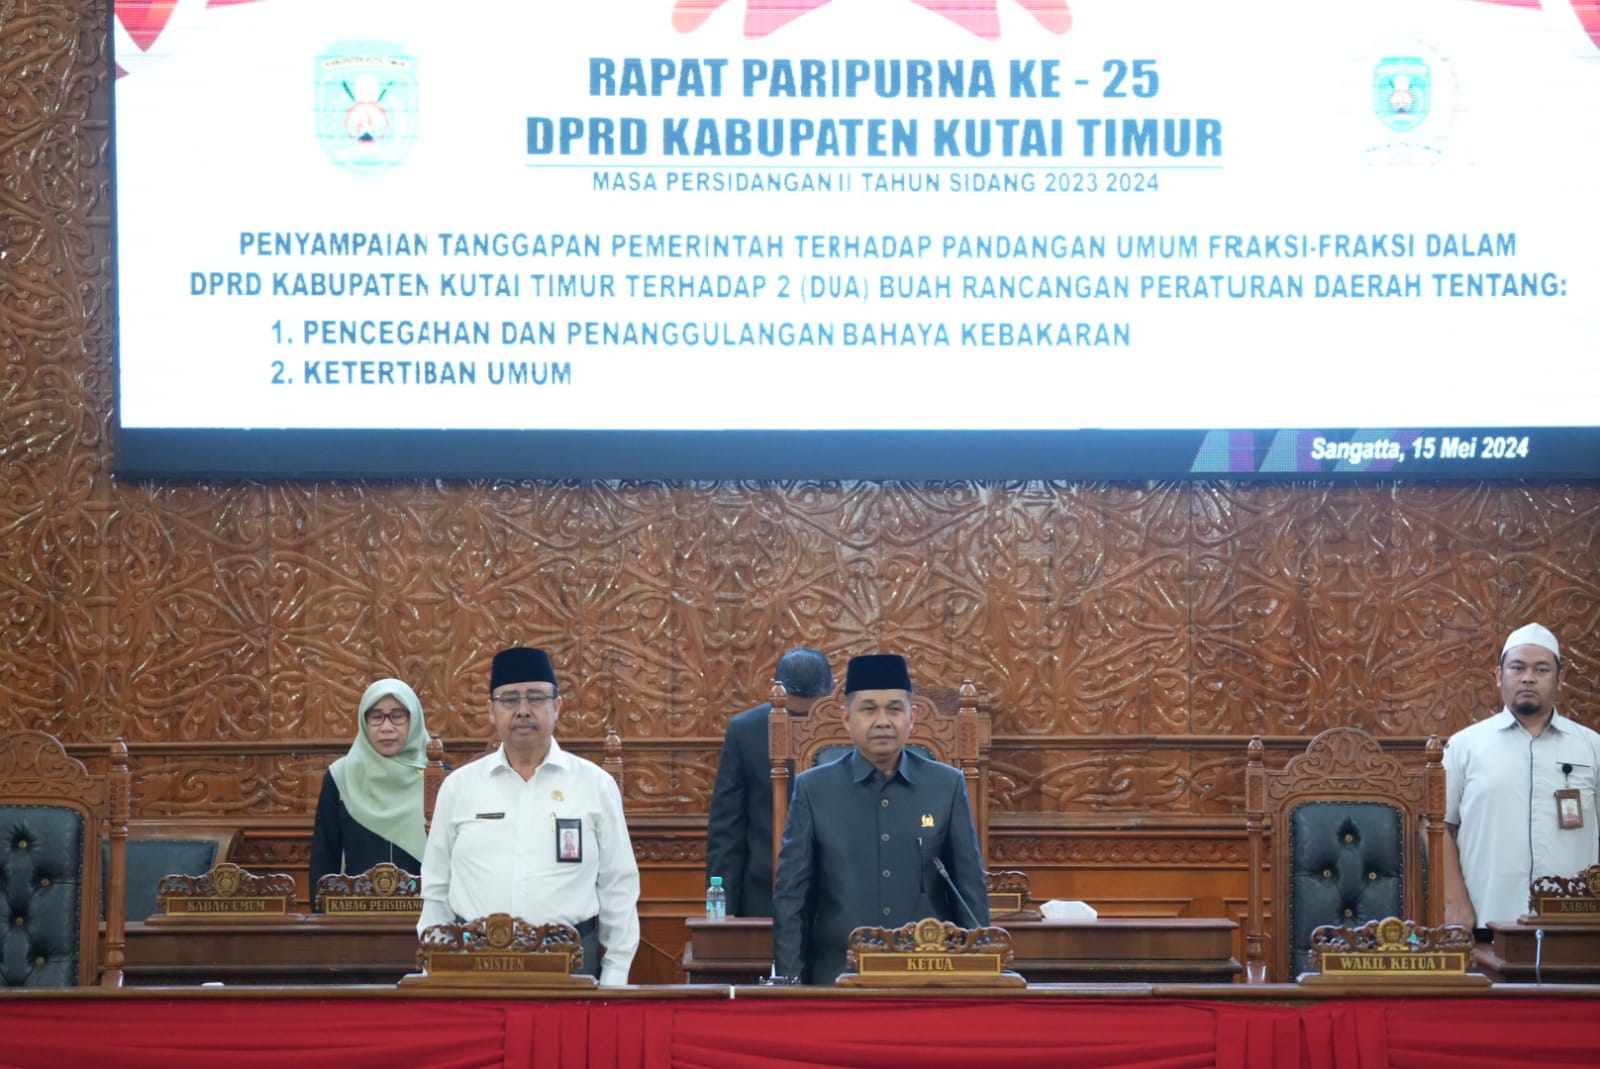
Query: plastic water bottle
705 875 727 921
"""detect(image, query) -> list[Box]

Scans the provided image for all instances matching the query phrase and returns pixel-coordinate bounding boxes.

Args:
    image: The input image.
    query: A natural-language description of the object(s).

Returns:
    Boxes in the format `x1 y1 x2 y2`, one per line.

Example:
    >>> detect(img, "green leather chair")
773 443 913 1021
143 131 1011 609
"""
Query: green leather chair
1245 727 1444 982
0 732 128 986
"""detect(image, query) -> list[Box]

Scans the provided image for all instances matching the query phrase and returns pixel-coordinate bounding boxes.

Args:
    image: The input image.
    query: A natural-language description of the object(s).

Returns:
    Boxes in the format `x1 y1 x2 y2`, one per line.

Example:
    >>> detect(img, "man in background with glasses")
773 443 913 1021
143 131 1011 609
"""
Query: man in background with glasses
418 646 640 984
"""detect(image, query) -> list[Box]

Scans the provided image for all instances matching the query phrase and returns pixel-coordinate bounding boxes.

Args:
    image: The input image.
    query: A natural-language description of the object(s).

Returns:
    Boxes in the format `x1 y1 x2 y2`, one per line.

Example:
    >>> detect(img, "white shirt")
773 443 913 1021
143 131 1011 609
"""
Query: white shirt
419 738 641 985
1444 708 1600 927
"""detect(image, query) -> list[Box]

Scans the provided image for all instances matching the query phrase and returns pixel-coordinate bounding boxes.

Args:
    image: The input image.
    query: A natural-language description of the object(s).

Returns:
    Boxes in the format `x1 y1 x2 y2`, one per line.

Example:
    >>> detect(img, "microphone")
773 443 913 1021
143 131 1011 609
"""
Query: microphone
1534 927 1545 985
931 856 982 930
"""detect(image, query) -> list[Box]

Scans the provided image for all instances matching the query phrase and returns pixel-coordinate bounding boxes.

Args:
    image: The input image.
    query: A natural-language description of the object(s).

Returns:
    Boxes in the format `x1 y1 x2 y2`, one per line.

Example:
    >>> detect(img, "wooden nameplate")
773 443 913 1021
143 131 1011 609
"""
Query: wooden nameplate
316 862 422 917
1300 916 1488 987
985 870 1041 921
399 912 597 988
151 862 304 921
835 918 1025 988
1523 865 1600 924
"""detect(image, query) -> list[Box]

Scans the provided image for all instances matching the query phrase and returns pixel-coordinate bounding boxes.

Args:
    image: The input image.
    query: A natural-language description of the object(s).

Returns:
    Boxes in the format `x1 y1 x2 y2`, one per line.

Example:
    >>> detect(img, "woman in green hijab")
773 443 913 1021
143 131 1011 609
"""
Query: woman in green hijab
308 678 430 905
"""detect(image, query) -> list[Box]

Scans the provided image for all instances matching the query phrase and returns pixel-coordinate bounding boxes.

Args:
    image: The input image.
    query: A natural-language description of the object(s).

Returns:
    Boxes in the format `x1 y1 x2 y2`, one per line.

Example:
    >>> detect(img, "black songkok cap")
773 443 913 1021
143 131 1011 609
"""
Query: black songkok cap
490 647 557 692
843 653 913 695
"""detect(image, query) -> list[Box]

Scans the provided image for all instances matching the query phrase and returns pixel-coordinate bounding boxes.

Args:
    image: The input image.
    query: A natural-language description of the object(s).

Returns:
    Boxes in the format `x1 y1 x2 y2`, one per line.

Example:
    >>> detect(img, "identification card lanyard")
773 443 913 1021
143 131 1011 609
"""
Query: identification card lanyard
1555 762 1584 830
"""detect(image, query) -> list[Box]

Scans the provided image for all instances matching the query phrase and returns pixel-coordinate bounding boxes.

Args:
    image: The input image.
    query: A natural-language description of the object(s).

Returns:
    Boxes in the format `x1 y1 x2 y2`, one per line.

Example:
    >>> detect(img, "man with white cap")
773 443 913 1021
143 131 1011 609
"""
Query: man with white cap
1442 623 1600 933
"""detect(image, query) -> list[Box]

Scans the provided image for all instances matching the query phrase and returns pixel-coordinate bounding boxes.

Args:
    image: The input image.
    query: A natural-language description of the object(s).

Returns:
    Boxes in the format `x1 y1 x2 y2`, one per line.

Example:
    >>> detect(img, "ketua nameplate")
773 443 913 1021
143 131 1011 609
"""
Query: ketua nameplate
1302 917 1487 988
153 863 303 922
857 952 1004 976
837 918 1025 988
400 912 597 989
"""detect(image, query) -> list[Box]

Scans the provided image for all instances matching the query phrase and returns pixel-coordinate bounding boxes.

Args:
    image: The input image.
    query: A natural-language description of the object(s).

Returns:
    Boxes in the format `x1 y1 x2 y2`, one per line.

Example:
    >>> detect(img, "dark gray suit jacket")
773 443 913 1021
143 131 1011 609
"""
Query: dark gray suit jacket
772 747 988 984
705 702 785 916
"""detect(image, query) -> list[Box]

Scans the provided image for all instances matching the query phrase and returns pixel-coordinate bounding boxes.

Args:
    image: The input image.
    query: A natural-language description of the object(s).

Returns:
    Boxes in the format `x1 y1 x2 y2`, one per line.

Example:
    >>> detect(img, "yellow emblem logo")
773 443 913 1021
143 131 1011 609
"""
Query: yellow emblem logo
372 863 400 896
921 813 935 828
552 790 565 801
212 864 241 897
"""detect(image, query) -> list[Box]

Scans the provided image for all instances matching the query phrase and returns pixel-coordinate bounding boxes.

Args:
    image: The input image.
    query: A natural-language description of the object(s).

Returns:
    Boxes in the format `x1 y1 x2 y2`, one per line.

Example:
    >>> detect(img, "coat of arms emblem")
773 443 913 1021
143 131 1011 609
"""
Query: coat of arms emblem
1372 56 1431 134
316 40 419 171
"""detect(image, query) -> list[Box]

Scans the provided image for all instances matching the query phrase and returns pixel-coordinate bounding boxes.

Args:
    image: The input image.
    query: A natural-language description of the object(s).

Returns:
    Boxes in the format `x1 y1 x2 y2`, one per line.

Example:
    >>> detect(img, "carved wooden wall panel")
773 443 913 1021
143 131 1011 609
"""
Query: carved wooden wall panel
3 3 1598 856
1189 483 1503 740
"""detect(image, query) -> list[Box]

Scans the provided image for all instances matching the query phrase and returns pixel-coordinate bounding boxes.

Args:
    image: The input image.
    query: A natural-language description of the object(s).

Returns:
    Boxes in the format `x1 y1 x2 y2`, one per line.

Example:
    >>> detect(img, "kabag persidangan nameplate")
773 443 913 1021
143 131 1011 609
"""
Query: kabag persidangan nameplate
316 862 422 916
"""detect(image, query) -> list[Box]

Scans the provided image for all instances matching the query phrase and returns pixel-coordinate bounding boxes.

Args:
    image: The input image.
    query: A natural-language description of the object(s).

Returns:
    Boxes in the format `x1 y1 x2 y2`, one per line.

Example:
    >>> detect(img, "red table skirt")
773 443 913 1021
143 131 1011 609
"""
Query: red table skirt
3 994 1597 1069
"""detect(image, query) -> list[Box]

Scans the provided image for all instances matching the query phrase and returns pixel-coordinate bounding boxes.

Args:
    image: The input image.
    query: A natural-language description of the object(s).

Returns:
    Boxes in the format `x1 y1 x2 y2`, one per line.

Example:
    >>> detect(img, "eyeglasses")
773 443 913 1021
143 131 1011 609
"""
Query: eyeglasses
365 709 411 726
491 691 558 708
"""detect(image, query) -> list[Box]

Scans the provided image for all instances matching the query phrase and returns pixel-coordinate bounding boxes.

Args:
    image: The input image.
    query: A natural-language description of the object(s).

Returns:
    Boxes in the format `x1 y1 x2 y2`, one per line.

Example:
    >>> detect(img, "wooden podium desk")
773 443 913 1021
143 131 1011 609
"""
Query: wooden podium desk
117 913 1240 987
682 916 1241 984
1475 920 1600 983
117 916 420 985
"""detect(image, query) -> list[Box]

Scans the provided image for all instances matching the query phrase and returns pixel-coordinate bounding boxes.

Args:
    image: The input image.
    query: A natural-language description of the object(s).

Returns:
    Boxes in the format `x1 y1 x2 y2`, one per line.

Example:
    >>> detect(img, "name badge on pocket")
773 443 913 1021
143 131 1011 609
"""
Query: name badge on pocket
556 816 583 862
1556 788 1584 830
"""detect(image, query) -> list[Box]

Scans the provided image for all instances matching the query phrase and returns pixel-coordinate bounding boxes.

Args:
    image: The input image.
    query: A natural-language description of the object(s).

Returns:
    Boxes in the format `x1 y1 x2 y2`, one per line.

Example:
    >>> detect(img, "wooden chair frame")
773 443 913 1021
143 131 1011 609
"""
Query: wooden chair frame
122 821 240 861
768 678 990 875
1244 726 1443 983
0 731 128 986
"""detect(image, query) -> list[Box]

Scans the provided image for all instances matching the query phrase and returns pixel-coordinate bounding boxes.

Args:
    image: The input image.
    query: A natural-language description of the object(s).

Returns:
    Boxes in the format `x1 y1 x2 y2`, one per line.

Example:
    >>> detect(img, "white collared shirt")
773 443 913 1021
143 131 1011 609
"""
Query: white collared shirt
1444 708 1600 926
419 738 641 985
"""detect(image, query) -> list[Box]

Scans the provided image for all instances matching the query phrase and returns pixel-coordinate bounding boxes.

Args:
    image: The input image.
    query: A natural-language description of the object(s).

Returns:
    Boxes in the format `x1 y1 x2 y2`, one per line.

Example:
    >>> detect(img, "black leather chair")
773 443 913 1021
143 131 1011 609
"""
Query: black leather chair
104 824 240 922
1285 801 1404 974
0 732 128 986
1245 727 1443 982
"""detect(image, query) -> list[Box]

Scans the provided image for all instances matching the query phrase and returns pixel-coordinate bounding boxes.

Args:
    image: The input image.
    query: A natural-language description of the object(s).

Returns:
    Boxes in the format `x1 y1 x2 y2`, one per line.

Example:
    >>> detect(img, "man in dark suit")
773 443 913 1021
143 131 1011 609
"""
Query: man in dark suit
772 653 988 984
705 648 833 917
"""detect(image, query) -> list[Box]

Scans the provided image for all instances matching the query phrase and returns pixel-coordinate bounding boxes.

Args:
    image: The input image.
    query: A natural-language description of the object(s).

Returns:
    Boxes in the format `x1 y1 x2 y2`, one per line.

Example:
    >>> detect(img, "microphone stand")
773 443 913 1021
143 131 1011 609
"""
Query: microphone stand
932 856 982 930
